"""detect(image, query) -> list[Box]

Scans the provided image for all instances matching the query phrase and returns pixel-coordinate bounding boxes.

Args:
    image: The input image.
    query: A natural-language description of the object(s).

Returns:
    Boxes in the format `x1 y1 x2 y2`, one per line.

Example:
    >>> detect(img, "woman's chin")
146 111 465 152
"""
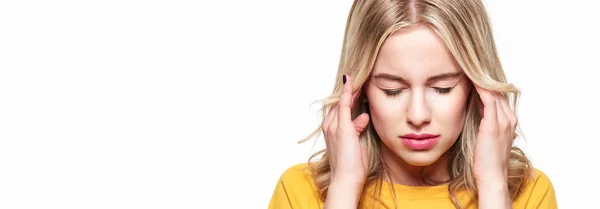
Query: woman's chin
397 150 445 167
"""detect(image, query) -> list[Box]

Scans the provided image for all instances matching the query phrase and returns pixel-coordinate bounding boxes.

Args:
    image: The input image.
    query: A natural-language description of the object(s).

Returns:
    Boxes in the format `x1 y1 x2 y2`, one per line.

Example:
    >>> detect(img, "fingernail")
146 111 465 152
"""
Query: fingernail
343 75 347 84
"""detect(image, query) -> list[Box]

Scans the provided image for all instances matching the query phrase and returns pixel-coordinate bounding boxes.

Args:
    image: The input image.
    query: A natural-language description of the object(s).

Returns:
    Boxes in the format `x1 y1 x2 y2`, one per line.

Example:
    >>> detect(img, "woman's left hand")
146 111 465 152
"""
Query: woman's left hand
473 84 517 184
473 85 517 208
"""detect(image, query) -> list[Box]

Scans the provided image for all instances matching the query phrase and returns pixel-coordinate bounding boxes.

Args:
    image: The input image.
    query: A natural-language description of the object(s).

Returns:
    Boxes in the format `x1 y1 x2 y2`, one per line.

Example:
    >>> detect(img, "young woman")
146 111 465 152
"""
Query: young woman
269 0 557 208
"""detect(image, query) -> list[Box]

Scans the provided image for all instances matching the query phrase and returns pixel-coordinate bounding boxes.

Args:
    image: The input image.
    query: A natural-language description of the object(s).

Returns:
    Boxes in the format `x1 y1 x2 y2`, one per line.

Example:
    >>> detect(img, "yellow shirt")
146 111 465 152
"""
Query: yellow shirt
268 163 557 209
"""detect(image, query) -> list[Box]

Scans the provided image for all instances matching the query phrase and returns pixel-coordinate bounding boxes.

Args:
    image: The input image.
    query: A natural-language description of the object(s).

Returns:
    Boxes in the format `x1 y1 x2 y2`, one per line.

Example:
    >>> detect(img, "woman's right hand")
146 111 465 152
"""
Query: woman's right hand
322 74 371 188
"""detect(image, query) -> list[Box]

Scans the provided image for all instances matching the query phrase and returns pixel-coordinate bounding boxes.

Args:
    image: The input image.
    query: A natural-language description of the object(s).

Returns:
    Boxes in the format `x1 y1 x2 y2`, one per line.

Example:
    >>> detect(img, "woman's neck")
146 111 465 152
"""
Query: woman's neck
380 145 451 186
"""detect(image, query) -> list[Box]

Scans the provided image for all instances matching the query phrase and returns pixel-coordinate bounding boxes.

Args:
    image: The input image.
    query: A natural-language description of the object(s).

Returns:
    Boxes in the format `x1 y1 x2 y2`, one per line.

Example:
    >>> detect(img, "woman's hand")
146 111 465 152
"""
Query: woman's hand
323 74 371 186
322 75 370 209
473 84 517 208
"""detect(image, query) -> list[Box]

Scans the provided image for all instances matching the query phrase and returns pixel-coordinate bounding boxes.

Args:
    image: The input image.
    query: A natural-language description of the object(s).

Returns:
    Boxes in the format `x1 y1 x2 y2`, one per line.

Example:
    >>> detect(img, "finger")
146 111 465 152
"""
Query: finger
474 84 497 123
497 97 518 142
324 107 338 149
499 97 518 130
338 75 353 125
322 106 335 149
350 91 360 113
322 105 335 131
496 96 509 132
353 113 370 134
329 107 339 135
477 99 484 117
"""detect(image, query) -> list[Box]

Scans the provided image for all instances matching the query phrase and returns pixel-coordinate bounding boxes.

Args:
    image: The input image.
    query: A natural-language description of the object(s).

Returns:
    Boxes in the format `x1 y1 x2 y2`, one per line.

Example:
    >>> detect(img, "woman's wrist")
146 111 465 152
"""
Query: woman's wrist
324 178 364 209
476 180 512 209
331 174 365 190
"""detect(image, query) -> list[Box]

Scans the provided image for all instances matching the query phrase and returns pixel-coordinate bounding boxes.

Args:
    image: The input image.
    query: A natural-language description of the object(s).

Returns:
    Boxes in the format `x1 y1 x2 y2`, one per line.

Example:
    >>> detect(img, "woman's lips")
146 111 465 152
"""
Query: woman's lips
399 134 440 150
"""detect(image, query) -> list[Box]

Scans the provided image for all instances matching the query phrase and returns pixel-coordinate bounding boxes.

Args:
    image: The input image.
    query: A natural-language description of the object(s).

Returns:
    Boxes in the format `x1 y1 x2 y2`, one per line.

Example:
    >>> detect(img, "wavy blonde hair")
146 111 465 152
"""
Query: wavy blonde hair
298 0 534 208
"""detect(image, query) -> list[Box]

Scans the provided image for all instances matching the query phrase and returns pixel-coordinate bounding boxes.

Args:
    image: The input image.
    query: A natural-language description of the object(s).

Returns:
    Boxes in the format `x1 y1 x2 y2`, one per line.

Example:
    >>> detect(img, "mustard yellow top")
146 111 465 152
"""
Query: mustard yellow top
268 163 557 209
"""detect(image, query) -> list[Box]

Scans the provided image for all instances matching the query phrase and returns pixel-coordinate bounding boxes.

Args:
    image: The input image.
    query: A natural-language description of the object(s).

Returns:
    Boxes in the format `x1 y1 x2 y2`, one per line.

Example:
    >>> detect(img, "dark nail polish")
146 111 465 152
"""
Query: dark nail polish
343 75 347 84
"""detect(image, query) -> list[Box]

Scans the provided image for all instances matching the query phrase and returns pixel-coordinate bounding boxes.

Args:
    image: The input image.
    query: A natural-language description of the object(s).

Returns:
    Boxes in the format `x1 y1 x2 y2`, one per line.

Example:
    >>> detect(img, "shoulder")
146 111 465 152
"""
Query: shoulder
513 167 558 208
277 162 316 188
526 167 555 195
268 163 322 209
531 168 553 187
280 162 311 178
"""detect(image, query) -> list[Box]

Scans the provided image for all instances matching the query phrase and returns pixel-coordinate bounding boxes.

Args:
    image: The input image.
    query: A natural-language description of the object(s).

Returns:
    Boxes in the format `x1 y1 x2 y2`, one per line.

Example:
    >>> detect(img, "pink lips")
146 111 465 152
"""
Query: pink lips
399 133 440 150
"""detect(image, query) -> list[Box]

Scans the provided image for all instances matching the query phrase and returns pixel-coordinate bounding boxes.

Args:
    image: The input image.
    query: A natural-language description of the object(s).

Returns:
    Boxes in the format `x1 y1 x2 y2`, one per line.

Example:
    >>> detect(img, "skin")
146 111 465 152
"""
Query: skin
365 24 470 186
322 24 517 209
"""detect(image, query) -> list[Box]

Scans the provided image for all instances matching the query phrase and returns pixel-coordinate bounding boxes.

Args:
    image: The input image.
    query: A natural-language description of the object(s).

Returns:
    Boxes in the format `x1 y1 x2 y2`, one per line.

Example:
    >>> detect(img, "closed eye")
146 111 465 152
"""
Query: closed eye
383 89 405 96
434 87 453 94
383 87 453 96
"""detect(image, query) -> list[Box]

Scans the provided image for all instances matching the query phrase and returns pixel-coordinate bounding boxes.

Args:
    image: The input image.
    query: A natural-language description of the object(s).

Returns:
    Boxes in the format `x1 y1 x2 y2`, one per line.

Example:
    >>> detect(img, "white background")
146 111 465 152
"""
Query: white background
0 0 598 208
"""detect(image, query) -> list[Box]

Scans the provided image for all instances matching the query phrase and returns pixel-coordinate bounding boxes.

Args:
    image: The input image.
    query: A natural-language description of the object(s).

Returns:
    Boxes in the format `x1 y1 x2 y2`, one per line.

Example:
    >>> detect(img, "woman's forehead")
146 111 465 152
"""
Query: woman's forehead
372 25 462 80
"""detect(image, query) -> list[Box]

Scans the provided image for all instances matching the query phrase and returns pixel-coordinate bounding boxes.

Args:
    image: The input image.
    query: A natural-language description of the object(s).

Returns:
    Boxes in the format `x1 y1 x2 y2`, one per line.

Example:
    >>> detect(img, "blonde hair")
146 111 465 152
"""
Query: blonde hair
298 0 534 208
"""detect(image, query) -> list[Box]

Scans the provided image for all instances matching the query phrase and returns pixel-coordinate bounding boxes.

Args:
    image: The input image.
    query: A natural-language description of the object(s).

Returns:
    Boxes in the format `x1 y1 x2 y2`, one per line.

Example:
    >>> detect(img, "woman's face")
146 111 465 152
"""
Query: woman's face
365 24 472 166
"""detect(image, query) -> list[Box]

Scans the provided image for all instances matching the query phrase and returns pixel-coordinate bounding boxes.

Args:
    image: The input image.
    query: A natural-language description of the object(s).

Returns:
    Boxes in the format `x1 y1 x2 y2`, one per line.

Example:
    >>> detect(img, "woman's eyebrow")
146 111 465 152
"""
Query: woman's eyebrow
425 72 462 83
372 72 462 84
